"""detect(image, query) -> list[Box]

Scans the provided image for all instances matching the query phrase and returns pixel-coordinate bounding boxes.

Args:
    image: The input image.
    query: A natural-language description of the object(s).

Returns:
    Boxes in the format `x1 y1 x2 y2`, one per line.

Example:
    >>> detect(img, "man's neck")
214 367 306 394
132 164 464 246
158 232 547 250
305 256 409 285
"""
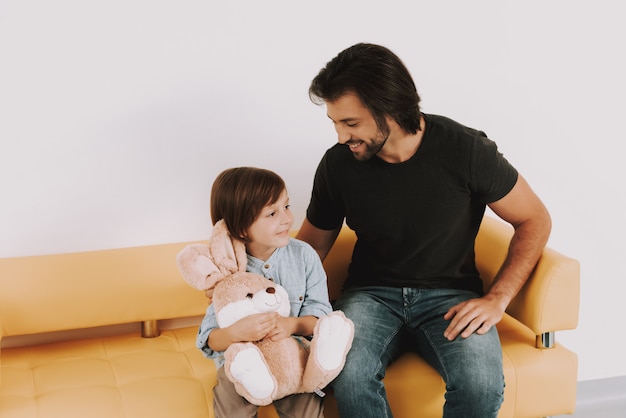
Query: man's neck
377 116 425 163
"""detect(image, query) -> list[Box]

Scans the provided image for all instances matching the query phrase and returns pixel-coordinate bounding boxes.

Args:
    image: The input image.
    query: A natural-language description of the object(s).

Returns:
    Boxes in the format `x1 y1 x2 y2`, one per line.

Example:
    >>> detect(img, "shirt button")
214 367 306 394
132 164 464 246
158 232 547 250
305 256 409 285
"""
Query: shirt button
268 278 274 281
299 296 303 301
264 264 270 269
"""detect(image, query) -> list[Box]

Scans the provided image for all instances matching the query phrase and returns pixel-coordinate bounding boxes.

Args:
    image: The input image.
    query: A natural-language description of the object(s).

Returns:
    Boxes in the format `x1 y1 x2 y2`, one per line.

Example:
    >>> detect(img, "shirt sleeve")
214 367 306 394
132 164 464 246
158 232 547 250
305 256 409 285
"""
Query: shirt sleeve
196 303 222 360
297 242 333 319
306 148 346 230
470 134 519 203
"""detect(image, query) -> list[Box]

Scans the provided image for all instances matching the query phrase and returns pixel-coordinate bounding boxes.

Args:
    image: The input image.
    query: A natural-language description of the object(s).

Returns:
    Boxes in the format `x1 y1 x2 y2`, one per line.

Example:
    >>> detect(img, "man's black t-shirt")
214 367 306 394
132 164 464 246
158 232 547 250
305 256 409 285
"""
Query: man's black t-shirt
306 114 518 294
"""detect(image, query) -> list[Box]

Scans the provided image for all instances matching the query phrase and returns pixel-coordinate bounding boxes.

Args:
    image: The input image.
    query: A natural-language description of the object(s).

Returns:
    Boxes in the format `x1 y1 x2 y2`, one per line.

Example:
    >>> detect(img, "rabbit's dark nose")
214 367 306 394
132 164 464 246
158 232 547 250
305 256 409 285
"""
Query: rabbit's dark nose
266 287 276 294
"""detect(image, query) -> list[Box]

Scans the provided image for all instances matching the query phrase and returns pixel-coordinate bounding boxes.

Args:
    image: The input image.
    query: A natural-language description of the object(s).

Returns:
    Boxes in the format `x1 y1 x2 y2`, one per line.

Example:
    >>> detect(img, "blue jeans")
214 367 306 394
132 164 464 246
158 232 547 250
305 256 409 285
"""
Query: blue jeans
332 286 504 418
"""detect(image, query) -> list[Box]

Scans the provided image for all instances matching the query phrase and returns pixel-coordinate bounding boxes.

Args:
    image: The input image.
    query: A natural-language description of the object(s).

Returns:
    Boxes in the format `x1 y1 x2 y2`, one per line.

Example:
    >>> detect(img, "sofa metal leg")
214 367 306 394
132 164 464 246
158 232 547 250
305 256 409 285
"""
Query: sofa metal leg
536 331 555 349
141 320 160 338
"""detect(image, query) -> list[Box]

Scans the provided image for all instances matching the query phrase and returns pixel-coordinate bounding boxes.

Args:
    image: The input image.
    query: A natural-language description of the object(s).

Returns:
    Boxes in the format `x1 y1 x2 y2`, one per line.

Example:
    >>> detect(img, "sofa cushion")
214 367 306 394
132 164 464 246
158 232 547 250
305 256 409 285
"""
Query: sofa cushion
0 327 214 418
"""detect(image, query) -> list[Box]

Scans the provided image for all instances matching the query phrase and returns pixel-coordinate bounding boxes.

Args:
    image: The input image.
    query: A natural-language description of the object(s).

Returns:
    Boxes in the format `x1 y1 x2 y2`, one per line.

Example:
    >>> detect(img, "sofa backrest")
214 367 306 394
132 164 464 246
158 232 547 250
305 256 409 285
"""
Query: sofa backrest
0 216 579 340
0 242 208 337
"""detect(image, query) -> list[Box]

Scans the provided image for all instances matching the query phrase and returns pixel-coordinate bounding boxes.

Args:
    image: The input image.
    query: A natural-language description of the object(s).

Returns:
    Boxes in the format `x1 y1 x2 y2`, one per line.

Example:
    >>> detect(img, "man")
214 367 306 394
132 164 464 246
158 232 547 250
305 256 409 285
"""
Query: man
296 43 551 418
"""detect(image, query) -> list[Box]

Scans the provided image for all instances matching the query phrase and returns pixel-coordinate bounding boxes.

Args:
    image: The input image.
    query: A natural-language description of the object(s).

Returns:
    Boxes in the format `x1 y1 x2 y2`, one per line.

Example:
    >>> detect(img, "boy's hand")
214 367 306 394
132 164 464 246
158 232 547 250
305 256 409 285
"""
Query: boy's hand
230 312 279 342
266 316 296 341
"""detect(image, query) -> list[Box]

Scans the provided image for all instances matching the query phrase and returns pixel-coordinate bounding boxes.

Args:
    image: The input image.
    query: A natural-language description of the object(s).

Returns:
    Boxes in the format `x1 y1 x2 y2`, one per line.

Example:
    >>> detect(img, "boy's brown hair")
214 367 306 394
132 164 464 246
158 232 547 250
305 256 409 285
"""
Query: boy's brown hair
210 167 286 241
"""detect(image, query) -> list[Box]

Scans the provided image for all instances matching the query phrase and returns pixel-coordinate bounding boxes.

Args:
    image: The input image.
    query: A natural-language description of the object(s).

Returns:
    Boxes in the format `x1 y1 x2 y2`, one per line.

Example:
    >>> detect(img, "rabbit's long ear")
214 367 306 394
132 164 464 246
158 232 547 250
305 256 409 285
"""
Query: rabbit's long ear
231 232 248 274
176 219 249 291
176 243 224 291
209 220 248 275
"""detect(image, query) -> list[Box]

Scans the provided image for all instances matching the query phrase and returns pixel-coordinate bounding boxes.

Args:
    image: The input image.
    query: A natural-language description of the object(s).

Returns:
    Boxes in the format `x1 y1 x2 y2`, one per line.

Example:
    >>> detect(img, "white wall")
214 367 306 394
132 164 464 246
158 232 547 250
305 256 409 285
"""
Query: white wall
1 0 624 382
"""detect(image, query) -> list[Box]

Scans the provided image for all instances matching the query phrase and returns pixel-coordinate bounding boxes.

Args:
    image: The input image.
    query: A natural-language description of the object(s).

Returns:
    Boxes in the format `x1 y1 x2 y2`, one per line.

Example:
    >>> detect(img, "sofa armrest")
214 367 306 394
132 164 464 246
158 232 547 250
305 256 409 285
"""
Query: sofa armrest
475 216 580 336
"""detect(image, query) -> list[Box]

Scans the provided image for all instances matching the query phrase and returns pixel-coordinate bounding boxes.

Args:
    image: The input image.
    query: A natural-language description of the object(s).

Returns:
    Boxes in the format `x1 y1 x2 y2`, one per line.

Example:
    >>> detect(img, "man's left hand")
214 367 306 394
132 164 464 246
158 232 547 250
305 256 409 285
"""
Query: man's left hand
443 295 506 341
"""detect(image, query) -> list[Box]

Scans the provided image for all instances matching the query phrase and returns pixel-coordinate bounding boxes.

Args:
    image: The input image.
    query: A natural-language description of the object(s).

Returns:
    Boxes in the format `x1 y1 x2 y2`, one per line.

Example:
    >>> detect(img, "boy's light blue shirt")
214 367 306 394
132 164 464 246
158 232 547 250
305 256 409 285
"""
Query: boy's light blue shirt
196 237 332 368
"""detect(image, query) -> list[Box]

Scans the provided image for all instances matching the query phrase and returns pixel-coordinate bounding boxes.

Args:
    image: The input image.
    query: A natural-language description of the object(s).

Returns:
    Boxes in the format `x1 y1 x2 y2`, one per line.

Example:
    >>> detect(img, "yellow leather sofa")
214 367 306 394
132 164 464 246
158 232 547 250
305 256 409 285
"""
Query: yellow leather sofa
0 216 579 418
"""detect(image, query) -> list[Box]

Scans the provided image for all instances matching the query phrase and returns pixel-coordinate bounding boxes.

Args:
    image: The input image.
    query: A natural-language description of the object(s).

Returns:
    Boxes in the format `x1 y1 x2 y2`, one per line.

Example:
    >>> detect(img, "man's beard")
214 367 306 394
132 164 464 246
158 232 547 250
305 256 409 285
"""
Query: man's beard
353 133 388 161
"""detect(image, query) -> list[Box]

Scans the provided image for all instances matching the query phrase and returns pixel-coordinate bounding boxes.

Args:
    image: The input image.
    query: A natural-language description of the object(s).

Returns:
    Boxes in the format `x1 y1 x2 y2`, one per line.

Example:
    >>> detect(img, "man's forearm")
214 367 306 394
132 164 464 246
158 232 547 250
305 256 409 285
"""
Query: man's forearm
486 214 552 307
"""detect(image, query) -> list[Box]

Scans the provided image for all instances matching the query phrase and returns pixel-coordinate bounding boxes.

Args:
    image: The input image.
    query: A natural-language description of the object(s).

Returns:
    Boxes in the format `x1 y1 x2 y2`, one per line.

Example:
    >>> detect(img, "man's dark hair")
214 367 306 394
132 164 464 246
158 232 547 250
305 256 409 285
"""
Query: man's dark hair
309 43 422 135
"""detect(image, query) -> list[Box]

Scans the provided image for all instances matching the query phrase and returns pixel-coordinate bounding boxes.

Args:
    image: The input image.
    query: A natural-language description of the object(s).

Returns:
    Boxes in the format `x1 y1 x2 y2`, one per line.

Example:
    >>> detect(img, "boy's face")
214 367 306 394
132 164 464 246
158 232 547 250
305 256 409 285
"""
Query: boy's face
245 189 293 261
